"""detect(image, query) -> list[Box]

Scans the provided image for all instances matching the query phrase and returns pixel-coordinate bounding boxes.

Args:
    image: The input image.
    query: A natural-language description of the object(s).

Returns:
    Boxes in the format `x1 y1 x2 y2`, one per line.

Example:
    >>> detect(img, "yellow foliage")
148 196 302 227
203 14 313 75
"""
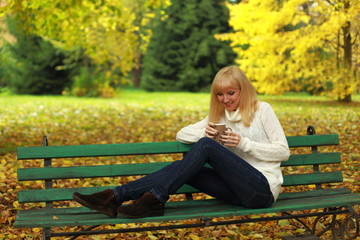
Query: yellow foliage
5 0 169 78
219 0 359 99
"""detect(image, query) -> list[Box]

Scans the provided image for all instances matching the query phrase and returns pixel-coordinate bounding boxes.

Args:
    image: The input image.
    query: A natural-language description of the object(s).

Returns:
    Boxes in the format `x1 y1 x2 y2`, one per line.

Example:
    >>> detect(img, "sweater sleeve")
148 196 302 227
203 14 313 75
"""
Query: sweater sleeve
176 117 208 144
237 103 290 162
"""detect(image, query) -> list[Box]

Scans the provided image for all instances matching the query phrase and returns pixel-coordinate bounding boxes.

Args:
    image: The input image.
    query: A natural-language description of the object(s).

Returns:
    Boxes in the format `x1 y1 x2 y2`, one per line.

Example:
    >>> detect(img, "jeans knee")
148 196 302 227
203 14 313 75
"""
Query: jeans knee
194 137 215 150
198 137 216 146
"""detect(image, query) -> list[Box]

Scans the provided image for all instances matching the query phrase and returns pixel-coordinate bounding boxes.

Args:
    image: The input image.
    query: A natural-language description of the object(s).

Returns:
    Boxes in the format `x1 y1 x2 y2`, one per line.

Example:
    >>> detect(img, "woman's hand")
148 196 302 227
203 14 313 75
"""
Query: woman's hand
205 122 218 139
221 130 241 147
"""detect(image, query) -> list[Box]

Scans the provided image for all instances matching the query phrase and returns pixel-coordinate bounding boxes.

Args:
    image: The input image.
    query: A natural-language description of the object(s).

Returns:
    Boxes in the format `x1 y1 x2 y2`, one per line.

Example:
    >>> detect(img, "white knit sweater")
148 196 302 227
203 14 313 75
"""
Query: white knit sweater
176 101 290 201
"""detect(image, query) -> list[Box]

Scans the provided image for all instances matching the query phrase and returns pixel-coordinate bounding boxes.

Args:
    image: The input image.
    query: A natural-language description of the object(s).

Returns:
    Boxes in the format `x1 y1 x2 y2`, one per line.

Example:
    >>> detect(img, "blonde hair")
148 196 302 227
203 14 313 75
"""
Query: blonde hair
209 66 258 127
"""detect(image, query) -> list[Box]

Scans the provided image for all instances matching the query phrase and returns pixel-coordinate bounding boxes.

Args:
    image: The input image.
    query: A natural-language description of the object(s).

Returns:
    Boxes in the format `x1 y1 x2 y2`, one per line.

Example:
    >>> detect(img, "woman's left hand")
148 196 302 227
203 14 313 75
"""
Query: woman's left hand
221 130 241 147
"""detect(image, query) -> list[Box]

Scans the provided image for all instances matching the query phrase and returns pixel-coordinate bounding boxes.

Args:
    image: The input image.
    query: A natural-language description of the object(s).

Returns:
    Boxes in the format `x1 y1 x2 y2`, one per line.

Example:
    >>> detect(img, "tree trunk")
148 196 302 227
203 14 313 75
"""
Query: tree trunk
133 67 141 88
132 53 142 88
339 2 352 102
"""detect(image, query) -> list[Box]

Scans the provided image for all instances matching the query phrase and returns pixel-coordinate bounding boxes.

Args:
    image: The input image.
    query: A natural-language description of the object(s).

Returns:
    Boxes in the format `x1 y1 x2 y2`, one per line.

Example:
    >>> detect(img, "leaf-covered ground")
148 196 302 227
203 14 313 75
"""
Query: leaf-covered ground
1 91 359 239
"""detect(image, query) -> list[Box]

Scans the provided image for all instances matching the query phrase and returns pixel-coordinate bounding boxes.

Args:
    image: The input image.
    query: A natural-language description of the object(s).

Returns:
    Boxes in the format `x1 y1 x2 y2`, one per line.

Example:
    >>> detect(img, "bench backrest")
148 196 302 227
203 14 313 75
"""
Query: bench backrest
17 133 341 204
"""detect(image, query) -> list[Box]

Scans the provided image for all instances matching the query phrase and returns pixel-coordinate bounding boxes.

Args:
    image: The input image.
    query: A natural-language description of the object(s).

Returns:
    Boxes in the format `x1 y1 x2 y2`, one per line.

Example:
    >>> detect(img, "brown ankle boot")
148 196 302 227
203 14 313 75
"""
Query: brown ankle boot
73 189 121 218
117 192 164 219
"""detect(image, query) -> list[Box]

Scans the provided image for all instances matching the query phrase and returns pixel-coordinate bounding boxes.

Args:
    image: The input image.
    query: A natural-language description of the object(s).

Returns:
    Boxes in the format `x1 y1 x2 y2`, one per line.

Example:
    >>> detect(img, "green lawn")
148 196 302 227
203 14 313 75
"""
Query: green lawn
1 90 359 151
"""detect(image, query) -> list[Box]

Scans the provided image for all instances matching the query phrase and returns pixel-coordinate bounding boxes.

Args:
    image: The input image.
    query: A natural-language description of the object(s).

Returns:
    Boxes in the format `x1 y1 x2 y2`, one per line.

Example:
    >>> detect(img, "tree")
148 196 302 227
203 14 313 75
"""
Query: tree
218 0 360 102
141 0 237 92
121 0 170 87
3 17 70 95
1 0 167 94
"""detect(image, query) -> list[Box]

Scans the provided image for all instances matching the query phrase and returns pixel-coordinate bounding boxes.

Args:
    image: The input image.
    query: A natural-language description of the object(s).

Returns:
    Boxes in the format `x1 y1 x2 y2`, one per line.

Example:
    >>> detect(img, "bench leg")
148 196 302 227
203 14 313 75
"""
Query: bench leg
283 207 359 239
43 227 51 240
333 206 359 240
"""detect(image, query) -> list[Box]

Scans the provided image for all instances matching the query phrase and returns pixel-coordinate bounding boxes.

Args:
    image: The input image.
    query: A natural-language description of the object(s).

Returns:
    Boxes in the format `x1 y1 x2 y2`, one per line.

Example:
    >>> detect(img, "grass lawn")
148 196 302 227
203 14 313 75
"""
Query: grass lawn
0 90 359 239
1 89 359 149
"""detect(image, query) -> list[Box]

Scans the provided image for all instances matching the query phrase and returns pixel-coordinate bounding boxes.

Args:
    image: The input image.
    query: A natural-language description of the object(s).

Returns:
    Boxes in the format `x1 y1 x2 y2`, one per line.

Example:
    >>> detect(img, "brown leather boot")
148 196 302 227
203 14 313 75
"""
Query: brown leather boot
117 192 164 218
73 189 121 218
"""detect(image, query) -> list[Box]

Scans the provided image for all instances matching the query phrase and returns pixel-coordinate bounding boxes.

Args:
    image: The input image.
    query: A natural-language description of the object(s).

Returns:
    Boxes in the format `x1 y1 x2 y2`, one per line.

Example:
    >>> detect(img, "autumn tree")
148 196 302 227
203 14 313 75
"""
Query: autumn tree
141 0 236 92
218 0 359 102
1 0 167 95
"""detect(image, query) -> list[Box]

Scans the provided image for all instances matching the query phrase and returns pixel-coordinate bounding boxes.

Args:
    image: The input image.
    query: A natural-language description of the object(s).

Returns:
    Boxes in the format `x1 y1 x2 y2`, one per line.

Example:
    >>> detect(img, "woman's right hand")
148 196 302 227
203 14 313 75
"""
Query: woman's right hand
205 122 218 139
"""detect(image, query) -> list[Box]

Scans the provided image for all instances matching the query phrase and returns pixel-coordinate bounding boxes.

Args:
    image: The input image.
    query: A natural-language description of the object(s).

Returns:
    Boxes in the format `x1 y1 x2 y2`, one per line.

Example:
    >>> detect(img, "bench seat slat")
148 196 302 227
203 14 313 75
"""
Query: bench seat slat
18 171 343 203
20 190 349 217
17 135 339 160
17 187 351 203
14 192 360 228
17 152 341 181
277 188 351 200
18 185 199 203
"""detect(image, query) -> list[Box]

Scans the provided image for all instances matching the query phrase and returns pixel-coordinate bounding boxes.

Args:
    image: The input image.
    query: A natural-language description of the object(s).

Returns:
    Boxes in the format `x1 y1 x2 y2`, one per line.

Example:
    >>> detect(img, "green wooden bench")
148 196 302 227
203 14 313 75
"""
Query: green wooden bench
14 126 360 239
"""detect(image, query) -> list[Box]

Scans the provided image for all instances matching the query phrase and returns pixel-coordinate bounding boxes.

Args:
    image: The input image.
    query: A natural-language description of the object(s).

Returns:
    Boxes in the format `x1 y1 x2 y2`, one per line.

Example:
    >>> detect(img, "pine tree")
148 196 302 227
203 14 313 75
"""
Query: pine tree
4 17 70 95
141 0 236 92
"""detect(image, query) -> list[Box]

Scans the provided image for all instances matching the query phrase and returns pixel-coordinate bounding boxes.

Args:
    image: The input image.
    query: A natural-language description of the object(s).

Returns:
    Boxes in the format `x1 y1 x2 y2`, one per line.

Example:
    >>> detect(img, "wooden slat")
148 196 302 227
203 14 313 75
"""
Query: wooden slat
14 193 360 228
17 162 171 181
277 188 351 200
18 185 198 203
18 172 343 203
17 142 192 160
18 152 341 181
286 134 339 147
17 135 339 160
25 188 347 212
282 171 343 186
281 152 341 166
17 184 350 203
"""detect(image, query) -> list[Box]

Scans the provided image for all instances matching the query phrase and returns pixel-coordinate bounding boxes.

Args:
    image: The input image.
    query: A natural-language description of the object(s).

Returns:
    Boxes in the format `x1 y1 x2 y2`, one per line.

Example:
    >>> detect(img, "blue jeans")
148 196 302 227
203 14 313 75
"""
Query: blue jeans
113 137 274 208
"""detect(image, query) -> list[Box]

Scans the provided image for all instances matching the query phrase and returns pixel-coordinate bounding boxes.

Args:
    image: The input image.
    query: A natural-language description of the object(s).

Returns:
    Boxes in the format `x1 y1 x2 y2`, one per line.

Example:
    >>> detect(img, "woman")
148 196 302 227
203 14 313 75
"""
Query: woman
73 65 290 219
